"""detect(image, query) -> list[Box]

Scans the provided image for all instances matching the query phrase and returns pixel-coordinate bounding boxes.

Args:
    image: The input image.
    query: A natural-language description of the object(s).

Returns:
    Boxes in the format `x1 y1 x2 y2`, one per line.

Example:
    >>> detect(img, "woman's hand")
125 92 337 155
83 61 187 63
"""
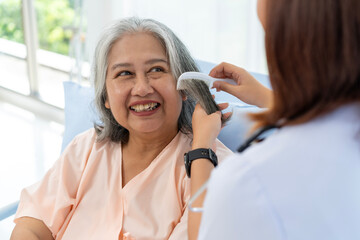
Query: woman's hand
11 217 54 240
210 62 273 108
191 103 222 149
188 103 225 240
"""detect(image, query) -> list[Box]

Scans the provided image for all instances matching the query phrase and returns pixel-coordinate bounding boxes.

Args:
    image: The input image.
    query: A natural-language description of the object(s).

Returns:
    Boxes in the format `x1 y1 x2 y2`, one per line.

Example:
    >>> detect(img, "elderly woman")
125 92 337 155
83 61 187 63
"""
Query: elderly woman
11 18 232 240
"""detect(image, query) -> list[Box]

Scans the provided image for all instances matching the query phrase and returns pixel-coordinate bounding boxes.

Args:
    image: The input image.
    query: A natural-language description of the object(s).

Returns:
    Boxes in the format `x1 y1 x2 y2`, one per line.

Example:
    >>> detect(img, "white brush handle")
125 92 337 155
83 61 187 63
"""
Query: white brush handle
177 72 237 90
210 77 237 86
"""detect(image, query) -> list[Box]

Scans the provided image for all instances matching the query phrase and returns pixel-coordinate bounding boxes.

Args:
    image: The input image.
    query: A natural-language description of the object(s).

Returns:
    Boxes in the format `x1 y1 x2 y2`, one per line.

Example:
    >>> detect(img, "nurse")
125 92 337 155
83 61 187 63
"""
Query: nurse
188 0 360 239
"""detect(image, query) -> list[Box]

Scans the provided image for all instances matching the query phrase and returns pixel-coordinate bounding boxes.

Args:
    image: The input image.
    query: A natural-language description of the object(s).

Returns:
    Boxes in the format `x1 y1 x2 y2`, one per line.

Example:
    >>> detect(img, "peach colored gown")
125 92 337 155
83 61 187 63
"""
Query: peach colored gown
15 129 232 240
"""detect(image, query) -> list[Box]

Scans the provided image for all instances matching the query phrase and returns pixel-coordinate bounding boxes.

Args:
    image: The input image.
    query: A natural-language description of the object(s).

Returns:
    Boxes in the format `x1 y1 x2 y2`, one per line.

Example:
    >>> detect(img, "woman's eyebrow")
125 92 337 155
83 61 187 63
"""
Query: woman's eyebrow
110 58 168 72
110 63 131 71
145 58 168 65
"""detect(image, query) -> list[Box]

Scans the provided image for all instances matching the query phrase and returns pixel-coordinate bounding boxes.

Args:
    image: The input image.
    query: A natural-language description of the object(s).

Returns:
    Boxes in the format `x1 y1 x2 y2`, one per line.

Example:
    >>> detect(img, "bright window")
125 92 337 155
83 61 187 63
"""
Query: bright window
0 0 267 110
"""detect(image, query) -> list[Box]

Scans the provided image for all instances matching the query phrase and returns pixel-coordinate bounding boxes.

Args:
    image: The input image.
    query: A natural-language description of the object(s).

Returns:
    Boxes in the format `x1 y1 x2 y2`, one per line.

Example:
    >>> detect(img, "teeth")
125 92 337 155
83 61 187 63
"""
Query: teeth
131 103 159 112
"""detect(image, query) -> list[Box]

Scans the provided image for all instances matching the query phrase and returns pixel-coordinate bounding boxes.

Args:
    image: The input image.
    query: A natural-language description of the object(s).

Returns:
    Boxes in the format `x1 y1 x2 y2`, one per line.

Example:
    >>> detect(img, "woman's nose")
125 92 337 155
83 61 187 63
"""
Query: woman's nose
131 74 154 96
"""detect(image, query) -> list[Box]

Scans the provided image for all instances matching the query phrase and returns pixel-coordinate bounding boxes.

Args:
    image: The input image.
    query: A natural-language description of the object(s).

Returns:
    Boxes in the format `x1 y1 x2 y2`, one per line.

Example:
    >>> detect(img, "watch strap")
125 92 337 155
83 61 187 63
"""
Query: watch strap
185 148 218 177
187 148 218 166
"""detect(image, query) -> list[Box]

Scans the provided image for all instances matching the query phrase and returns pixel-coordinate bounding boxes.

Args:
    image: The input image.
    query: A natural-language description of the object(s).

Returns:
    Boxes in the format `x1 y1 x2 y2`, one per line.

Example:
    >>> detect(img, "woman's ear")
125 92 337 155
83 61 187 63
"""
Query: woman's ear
105 99 110 109
181 91 187 101
103 93 110 109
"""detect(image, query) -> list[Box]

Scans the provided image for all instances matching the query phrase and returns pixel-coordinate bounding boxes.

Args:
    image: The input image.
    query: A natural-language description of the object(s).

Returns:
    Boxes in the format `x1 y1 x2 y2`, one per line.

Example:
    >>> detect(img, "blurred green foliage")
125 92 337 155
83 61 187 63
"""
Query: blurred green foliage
0 0 23 43
0 0 75 55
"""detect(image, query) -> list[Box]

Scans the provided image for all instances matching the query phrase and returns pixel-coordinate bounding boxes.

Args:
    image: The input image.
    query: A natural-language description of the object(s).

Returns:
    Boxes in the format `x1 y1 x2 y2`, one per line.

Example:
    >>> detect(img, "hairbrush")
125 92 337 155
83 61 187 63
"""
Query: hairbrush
177 72 236 90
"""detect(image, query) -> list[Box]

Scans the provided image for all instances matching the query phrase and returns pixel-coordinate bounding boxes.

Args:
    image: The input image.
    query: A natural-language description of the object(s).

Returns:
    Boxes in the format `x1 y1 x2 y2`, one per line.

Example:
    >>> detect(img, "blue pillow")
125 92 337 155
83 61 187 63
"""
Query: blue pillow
62 81 99 152
62 61 269 152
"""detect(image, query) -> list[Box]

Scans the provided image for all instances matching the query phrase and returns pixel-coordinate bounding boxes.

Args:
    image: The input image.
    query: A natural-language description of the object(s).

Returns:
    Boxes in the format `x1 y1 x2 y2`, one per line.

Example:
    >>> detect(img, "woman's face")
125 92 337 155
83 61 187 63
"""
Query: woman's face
257 0 267 29
105 32 183 138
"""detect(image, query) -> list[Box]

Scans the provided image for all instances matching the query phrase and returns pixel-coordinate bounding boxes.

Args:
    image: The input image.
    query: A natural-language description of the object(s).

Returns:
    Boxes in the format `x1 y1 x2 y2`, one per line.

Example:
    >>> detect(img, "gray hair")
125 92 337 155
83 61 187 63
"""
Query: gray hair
92 17 225 143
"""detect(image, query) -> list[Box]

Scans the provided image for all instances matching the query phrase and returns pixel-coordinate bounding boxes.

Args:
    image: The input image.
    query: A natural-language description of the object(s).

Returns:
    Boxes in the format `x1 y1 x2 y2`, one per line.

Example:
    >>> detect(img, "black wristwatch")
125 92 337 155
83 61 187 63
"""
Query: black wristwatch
184 148 218 178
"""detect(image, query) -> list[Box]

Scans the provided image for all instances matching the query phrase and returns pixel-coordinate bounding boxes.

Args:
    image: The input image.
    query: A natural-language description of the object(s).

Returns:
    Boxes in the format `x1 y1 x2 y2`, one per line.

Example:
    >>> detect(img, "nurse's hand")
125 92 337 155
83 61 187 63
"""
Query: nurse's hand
210 62 273 108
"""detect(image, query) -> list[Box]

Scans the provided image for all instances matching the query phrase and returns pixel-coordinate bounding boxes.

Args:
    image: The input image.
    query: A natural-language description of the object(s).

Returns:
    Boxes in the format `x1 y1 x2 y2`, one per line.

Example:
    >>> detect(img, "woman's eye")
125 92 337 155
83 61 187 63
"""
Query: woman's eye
150 67 164 73
116 71 132 77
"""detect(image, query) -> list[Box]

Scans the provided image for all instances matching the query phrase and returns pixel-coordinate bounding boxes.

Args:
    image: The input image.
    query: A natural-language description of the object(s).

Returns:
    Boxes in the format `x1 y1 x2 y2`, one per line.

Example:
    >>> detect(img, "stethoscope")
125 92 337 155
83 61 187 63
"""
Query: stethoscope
237 125 279 152
188 124 280 212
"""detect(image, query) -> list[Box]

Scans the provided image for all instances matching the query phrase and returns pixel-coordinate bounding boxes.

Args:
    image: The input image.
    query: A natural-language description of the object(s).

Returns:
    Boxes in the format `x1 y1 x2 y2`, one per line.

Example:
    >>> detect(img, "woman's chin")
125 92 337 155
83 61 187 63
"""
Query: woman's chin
128 123 177 138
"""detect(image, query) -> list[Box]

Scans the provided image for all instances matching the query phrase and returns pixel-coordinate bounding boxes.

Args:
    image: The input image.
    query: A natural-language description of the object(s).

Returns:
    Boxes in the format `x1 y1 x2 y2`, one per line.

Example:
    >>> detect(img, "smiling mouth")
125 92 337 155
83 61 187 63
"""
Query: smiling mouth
130 102 160 112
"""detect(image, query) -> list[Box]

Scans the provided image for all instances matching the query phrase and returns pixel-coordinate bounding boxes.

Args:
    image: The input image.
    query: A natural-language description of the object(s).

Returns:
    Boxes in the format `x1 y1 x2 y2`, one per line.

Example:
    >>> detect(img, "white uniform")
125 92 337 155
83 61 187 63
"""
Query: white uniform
199 103 360 240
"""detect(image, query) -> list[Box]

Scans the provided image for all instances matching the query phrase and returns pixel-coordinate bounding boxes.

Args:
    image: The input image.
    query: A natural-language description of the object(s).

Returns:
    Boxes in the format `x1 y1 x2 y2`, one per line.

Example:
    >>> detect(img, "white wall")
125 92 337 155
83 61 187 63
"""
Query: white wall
84 0 267 74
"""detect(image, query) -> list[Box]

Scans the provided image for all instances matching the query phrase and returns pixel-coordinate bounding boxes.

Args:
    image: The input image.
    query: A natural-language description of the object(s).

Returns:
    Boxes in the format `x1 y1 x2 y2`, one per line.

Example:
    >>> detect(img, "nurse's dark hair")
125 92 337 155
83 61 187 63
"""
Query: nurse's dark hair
92 17 224 143
251 0 360 128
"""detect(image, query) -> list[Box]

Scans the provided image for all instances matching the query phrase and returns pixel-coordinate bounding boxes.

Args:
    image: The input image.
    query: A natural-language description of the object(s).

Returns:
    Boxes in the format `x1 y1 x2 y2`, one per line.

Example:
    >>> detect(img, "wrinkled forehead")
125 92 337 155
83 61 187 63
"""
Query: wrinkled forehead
107 32 170 67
